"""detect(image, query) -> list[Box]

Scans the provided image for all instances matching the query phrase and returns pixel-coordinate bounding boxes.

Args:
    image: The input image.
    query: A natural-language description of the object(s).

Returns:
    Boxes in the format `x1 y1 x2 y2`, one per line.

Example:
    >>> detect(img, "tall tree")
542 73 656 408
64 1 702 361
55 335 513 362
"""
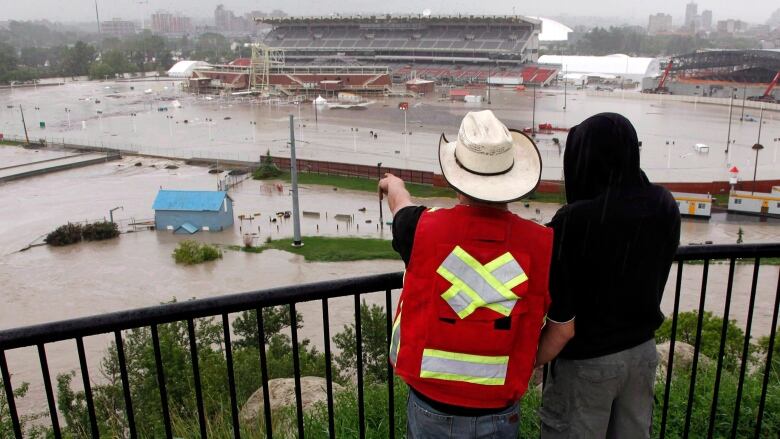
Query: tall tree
61 41 96 77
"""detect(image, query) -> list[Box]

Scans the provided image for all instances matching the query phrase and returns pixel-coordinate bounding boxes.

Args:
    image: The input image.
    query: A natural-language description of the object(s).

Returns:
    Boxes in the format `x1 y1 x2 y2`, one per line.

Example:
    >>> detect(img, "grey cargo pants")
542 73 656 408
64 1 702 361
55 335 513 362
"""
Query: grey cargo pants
539 339 658 439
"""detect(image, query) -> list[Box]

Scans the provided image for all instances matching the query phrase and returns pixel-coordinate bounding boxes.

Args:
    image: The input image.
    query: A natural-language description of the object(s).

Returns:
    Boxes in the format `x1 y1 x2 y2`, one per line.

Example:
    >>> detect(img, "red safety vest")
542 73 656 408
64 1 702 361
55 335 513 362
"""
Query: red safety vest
390 205 553 409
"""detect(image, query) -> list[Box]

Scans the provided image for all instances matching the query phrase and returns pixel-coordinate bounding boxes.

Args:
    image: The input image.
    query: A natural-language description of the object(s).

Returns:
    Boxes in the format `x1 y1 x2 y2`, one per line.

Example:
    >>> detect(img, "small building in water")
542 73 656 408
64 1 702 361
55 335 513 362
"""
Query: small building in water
728 190 780 217
152 190 234 234
672 192 712 218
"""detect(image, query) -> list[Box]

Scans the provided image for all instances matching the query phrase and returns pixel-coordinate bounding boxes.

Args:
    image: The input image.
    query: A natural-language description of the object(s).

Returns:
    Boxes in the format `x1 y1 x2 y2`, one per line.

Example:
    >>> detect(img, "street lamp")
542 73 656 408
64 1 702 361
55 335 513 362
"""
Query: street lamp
130 112 137 133
205 117 213 141
250 120 257 143
377 162 384 230
166 115 174 137
65 108 71 128
109 206 123 224
751 143 764 194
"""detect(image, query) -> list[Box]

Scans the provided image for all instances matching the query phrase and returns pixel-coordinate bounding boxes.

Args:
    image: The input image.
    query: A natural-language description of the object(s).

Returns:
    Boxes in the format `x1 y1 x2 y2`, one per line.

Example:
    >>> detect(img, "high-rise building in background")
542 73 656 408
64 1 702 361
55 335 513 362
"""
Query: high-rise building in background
685 2 698 28
102 18 136 37
701 10 713 30
214 4 252 32
717 19 748 34
151 10 192 34
648 13 673 35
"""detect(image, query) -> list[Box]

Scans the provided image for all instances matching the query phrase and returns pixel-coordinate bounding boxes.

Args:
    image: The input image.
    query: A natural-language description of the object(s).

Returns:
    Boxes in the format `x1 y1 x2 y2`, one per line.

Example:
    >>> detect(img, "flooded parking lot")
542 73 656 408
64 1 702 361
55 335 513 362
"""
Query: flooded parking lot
1 79 779 183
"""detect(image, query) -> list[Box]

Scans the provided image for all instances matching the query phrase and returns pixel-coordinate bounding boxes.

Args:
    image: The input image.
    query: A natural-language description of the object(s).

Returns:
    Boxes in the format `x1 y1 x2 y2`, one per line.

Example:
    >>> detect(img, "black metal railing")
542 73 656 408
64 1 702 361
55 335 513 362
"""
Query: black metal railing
1 244 779 439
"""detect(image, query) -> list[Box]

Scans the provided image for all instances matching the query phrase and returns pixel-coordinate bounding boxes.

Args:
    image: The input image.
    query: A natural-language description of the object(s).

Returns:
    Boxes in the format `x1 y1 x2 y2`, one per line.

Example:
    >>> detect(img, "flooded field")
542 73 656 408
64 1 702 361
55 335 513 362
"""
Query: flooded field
1 79 779 183
1 89 779 420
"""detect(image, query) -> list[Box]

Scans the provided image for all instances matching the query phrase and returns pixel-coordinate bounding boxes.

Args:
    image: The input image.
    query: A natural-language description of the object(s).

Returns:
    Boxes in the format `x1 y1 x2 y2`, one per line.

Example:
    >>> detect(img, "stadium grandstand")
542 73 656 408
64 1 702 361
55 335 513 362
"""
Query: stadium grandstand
643 49 780 100
256 15 558 85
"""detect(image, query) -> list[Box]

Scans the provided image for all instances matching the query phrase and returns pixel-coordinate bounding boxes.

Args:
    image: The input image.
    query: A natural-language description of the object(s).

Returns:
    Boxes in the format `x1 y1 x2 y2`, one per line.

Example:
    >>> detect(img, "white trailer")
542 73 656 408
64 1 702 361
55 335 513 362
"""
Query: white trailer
728 191 780 217
672 192 712 218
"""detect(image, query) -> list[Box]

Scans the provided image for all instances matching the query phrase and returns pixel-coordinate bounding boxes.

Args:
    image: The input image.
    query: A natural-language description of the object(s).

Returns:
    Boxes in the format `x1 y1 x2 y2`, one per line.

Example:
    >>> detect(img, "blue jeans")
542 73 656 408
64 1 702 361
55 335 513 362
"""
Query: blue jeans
407 390 520 439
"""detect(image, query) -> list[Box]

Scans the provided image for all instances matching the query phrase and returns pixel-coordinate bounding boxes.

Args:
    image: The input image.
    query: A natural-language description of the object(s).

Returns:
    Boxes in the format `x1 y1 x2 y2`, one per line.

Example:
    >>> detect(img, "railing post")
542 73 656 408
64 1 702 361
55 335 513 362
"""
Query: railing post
753 269 780 438
0 350 22 439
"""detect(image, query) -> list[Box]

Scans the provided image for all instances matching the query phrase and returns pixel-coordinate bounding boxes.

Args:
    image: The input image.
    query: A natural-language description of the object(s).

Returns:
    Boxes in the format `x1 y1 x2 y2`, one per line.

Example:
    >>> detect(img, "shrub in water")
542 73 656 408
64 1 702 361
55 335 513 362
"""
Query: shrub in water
252 150 283 180
172 240 222 265
82 221 120 241
45 223 83 246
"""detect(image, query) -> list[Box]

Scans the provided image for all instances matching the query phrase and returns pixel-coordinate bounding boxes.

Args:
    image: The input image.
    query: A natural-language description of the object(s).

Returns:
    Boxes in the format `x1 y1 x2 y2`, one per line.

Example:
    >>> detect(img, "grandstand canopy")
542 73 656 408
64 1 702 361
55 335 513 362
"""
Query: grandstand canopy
671 50 780 83
538 54 660 81
167 61 211 78
529 17 572 42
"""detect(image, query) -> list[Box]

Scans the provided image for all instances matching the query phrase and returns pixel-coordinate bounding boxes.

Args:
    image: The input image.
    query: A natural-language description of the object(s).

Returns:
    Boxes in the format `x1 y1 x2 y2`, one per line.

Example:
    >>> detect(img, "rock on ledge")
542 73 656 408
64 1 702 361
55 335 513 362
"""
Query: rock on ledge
240 376 345 423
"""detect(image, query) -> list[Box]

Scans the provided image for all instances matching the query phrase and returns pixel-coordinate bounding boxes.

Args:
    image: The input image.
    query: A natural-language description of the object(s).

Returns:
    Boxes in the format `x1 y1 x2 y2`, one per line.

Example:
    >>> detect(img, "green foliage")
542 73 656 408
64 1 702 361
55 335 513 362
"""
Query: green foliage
653 361 780 438
757 328 780 377
61 41 97 77
234 236 400 262
252 150 282 179
82 221 120 241
1 379 47 438
45 222 83 246
657 311 747 371
233 306 303 349
172 240 222 265
334 301 391 384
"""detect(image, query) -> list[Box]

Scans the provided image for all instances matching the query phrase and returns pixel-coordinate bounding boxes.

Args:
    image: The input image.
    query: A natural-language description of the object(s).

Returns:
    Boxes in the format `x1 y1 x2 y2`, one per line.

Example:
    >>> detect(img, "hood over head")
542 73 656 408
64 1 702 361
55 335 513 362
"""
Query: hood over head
563 113 649 203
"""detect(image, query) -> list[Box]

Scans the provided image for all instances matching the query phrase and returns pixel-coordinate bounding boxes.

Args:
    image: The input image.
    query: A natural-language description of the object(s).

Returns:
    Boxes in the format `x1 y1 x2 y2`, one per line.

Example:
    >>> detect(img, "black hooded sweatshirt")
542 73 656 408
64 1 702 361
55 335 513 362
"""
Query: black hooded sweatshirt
547 113 681 360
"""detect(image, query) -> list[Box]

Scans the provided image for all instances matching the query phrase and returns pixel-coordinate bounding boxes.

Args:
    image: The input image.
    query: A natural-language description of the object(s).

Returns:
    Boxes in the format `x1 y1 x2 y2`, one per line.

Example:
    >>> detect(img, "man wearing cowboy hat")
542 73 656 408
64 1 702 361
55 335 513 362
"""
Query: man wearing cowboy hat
380 110 575 438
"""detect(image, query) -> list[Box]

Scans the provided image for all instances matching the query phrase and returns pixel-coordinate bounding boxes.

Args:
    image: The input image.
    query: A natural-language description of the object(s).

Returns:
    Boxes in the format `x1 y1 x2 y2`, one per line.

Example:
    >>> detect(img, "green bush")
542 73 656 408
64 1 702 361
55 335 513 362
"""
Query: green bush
44 223 83 246
657 311 747 371
82 221 120 241
172 240 222 265
252 150 283 180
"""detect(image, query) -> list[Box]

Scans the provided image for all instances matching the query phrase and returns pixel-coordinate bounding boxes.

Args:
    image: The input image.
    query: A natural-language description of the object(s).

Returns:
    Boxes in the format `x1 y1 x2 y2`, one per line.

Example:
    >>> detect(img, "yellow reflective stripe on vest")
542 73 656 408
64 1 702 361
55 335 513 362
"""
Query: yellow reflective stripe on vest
389 309 401 365
420 348 509 386
436 246 527 319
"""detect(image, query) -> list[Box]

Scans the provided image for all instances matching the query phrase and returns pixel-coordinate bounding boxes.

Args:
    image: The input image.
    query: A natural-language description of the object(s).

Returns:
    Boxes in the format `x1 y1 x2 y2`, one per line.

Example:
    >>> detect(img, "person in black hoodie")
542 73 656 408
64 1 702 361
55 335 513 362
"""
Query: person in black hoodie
537 113 681 438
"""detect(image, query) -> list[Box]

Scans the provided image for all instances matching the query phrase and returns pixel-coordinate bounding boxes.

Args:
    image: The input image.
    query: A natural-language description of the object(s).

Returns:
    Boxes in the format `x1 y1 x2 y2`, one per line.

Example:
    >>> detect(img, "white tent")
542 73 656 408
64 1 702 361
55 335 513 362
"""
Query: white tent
529 17 573 42
538 54 660 82
167 60 211 78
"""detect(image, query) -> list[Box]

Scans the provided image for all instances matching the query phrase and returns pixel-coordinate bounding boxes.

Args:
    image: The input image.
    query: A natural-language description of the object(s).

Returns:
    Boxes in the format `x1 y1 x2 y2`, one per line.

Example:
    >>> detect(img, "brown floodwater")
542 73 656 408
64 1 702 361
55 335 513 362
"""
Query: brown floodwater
0 131 778 423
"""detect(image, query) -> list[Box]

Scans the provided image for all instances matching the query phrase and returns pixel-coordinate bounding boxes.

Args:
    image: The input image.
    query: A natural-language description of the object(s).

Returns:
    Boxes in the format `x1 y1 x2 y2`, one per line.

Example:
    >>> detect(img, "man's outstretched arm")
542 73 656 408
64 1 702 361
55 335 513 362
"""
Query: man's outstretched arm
379 173 414 216
535 319 575 367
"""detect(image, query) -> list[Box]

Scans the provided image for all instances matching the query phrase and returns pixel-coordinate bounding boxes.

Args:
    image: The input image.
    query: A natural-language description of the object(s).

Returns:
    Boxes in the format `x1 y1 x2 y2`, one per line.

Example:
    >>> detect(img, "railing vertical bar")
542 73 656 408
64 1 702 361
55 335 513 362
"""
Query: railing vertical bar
753 268 780 439
290 303 305 438
0 350 23 439
355 293 366 439
384 289 395 439
222 313 241 439
76 337 100 439
37 344 62 438
682 259 710 438
113 332 137 439
660 262 684 439
321 299 336 439
730 258 761 439
151 325 173 439
255 308 273 439
707 258 737 438
186 319 208 439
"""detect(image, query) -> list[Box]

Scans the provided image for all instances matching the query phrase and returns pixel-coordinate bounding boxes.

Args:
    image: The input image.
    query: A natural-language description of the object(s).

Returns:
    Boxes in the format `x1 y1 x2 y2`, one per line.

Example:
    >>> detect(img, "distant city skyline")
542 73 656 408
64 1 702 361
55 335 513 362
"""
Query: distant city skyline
1 0 778 27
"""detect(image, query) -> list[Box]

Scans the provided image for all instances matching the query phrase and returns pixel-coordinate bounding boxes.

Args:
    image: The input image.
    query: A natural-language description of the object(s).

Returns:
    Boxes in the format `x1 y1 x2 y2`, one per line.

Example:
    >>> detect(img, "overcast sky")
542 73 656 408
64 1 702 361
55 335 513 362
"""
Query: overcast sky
1 0 777 26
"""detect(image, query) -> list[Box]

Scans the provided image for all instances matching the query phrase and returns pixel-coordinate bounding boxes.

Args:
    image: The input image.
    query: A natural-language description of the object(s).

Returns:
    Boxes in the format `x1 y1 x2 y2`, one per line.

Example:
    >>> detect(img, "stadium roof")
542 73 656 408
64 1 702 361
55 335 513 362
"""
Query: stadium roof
529 17 573 41
538 54 660 80
167 61 211 78
257 15 541 26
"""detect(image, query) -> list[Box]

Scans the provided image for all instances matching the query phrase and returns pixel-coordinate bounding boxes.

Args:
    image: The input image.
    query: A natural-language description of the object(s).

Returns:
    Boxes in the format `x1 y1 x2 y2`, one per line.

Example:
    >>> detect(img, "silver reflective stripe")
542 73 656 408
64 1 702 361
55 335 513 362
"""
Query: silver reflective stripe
440 253 509 306
445 290 473 316
491 258 525 284
389 311 401 365
421 357 508 380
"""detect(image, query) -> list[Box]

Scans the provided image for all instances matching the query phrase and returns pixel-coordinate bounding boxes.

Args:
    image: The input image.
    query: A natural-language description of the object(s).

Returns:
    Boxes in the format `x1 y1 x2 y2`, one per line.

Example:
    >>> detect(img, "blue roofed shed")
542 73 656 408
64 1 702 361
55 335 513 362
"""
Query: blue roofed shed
153 190 234 233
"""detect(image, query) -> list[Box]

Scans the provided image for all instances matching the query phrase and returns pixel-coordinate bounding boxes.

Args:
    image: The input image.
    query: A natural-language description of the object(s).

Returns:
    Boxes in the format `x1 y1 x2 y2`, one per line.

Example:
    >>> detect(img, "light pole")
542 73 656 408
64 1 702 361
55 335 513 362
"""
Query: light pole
562 66 567 111
487 64 491 105
752 143 764 194
65 108 71 128
725 90 734 156
740 86 747 121
296 101 303 142
377 162 384 230
250 121 257 143
130 112 137 133
531 84 537 136
289 114 303 247
166 115 173 138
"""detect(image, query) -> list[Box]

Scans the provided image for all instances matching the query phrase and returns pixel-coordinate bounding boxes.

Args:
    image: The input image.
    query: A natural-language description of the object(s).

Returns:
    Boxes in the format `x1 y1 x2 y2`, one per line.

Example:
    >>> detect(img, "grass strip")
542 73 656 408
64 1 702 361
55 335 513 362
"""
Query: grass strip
258 171 565 202
228 236 401 262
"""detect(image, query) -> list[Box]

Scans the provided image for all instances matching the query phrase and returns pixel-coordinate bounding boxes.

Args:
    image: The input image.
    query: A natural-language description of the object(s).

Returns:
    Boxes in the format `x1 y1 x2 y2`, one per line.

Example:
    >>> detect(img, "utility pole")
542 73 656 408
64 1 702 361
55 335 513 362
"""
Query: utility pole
487 65 491 105
725 94 734 155
109 206 123 224
19 105 30 145
377 162 384 230
740 86 747 121
289 115 302 247
94 0 101 35
531 84 537 136
563 66 567 111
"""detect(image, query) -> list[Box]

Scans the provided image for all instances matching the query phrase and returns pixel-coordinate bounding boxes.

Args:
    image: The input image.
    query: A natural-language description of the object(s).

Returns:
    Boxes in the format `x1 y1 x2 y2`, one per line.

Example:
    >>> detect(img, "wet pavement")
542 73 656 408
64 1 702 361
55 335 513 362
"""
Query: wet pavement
1 79 779 183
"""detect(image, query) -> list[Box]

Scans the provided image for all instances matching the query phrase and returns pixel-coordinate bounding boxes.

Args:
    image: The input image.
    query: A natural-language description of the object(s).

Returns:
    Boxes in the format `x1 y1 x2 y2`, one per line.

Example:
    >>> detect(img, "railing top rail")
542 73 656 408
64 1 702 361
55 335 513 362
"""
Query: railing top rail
0 272 403 351
1 244 779 351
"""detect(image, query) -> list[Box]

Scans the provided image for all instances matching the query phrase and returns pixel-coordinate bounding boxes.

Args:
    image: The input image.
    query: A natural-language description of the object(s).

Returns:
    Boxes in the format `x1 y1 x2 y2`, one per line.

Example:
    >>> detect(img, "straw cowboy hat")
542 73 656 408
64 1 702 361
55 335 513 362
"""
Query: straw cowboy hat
439 110 542 203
